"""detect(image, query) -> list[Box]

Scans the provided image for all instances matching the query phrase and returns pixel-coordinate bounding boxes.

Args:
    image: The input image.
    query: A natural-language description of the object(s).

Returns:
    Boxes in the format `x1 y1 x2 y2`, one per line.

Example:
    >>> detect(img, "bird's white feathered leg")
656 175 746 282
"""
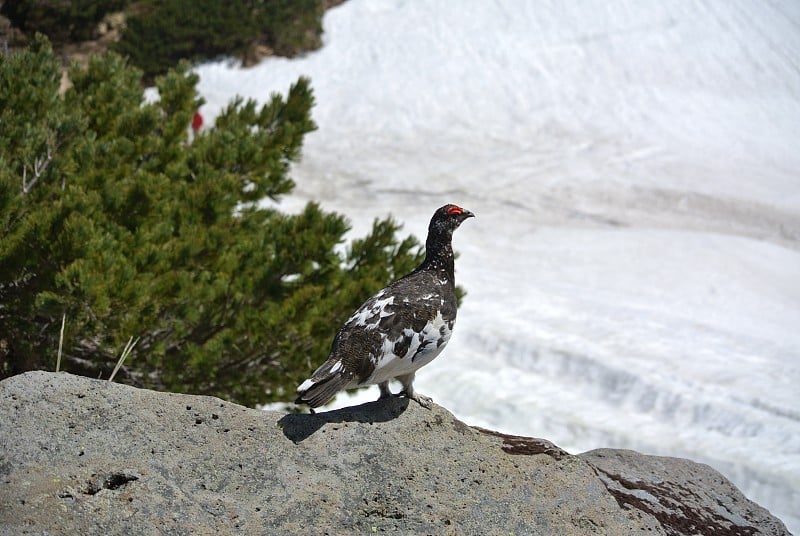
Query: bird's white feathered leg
378 381 392 400
397 372 433 409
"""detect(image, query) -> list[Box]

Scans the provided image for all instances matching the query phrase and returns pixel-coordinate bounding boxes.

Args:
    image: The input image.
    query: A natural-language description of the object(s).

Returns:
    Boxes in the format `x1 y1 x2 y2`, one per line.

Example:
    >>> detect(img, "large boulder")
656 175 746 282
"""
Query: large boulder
0 371 790 535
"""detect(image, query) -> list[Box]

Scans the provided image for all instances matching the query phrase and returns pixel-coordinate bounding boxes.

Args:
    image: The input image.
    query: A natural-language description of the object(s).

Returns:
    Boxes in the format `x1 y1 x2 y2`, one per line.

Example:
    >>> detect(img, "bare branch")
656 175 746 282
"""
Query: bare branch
22 142 55 194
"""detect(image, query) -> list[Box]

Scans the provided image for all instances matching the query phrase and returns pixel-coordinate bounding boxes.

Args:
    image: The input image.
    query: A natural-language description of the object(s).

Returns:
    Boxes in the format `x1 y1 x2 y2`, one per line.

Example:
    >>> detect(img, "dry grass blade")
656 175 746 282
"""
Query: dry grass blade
56 314 66 373
108 336 139 382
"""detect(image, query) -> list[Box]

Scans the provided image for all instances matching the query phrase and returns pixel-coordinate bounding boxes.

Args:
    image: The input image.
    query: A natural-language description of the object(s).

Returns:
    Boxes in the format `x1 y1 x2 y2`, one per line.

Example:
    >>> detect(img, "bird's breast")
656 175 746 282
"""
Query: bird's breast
360 310 454 385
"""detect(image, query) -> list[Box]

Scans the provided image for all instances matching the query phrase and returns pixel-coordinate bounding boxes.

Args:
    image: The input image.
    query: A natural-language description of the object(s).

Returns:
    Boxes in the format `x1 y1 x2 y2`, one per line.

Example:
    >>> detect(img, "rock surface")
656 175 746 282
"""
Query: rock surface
0 371 790 535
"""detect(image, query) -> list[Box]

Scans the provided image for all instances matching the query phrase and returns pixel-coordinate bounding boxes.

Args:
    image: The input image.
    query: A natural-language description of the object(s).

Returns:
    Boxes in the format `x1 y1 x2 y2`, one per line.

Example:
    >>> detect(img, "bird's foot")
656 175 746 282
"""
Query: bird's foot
401 390 433 409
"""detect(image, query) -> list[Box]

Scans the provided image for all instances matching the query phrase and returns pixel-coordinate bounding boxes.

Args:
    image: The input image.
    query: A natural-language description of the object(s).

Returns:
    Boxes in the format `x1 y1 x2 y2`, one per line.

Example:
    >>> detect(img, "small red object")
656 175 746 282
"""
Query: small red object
191 111 204 132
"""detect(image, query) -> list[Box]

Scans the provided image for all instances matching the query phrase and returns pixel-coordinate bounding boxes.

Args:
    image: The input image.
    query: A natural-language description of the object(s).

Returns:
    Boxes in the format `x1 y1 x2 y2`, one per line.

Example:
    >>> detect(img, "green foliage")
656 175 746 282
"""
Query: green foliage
0 35 424 406
113 0 324 82
1 0 129 45
255 0 325 57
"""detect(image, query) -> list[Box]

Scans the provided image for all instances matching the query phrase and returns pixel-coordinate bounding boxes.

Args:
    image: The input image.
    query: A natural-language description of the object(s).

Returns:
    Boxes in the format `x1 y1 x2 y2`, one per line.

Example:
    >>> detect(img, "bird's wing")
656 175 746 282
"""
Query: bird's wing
294 290 393 406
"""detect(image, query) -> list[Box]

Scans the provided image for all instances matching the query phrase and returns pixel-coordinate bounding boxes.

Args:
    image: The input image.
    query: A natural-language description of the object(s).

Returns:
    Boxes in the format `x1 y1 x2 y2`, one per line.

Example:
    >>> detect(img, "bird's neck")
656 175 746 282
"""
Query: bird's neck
420 233 455 280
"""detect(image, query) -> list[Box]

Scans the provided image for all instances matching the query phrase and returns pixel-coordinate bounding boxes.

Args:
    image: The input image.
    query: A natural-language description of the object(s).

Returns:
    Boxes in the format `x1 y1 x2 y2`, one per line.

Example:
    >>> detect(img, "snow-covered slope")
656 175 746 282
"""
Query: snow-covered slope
195 0 800 530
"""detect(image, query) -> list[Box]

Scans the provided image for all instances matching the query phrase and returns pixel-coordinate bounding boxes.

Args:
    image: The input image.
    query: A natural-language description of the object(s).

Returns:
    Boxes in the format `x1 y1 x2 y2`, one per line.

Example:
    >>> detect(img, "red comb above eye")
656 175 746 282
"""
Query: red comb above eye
447 206 463 215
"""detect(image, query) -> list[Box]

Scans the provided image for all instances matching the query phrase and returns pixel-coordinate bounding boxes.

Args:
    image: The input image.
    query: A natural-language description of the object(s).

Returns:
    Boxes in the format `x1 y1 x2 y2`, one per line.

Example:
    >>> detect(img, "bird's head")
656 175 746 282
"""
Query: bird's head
429 204 475 237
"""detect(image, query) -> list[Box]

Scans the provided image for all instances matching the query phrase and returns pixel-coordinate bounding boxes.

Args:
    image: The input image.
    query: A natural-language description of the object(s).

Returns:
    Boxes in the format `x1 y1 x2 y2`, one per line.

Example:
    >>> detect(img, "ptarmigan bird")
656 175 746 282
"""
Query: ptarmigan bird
295 204 475 410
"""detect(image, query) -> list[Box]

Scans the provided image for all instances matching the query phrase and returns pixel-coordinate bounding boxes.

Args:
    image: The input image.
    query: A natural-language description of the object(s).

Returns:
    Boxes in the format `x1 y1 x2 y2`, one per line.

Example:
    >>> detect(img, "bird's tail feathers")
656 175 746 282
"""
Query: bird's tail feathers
295 373 352 408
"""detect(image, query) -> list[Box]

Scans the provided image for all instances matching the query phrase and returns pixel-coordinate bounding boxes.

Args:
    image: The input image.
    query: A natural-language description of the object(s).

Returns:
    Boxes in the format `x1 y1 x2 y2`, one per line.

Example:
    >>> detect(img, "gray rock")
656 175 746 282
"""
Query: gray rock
0 371 790 535
580 449 790 536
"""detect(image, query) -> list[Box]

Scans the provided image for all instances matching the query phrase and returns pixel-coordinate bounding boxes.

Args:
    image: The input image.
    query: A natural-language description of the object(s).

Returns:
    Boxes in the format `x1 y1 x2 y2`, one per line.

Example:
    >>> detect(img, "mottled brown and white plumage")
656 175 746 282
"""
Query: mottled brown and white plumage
295 204 475 409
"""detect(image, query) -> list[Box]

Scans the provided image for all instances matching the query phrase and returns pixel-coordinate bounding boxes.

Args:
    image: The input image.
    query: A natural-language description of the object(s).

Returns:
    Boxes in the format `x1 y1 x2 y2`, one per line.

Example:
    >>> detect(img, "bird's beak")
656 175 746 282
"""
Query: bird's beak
462 210 475 219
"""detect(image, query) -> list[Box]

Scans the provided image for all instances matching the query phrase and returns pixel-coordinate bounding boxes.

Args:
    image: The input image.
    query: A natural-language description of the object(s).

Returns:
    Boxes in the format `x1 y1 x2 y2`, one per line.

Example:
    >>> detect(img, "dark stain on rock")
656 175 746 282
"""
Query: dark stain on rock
593 467 759 536
473 427 569 459
82 472 139 495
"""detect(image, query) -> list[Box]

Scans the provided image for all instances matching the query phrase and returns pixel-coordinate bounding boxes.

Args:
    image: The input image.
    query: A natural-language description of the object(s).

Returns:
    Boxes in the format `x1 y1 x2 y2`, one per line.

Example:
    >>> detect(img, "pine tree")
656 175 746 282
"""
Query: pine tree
113 0 324 81
0 36 423 406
